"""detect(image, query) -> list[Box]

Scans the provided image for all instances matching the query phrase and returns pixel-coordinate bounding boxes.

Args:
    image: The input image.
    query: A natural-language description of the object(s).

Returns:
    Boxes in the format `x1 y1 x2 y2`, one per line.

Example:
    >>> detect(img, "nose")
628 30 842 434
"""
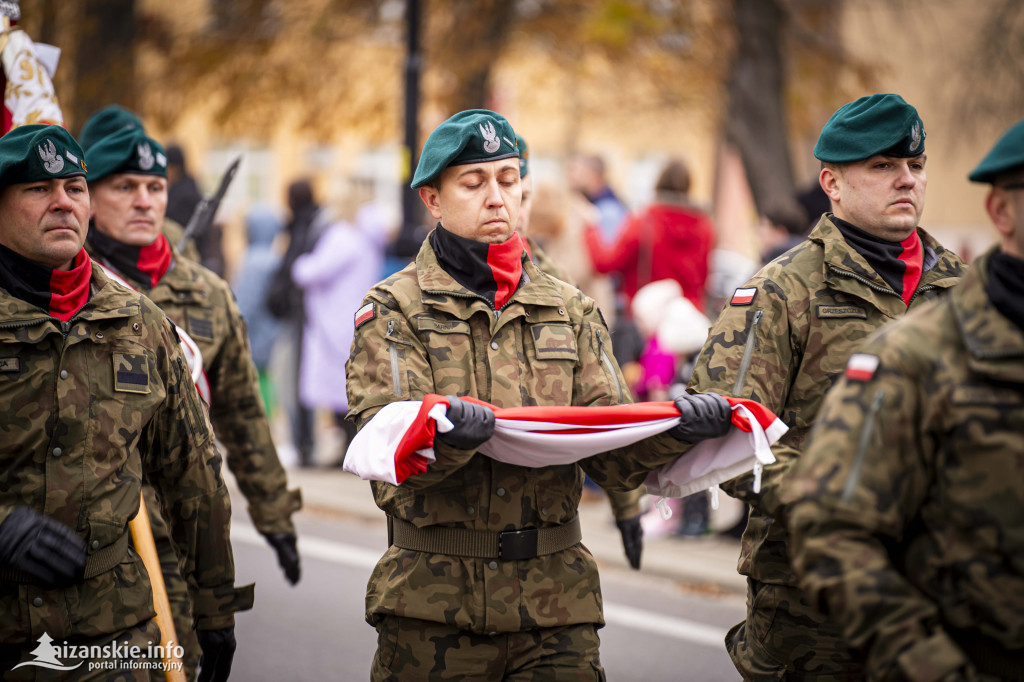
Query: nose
134 186 154 209
895 161 916 189
51 185 75 211
484 178 504 208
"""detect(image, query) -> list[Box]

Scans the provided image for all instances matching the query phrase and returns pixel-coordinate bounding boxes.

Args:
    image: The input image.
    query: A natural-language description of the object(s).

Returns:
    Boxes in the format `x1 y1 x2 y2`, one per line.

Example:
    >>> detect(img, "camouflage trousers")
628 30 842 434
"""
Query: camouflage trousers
0 619 163 681
371 616 606 681
725 579 864 681
142 485 202 680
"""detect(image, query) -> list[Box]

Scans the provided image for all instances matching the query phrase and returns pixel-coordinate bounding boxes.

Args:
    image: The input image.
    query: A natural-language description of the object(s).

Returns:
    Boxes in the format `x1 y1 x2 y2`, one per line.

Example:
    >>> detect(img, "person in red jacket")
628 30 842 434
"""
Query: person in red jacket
584 158 715 312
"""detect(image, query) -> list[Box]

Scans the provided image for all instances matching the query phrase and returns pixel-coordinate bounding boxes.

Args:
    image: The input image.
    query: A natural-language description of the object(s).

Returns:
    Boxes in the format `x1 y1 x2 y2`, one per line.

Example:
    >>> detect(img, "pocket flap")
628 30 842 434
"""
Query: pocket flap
531 323 578 361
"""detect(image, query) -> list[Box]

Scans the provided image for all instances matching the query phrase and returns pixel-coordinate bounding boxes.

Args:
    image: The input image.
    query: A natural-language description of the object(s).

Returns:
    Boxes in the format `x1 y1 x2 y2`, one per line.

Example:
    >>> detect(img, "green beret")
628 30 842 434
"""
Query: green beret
411 109 519 188
78 105 144 152
814 93 925 163
516 133 530 178
0 124 87 187
968 119 1024 184
87 128 168 183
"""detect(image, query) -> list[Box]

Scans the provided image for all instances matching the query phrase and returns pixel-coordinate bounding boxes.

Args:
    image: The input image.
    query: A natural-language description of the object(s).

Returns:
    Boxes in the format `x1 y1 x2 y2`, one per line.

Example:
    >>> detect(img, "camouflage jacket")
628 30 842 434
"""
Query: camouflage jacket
527 235 644 521
687 214 964 584
89 250 301 535
785 248 1024 681
345 231 681 633
0 263 240 642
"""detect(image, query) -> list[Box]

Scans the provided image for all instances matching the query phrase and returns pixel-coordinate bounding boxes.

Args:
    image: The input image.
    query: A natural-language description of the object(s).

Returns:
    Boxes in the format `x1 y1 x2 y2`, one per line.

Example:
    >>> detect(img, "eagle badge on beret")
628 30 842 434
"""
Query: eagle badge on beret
37 139 64 174
480 121 500 154
138 142 155 171
910 121 922 153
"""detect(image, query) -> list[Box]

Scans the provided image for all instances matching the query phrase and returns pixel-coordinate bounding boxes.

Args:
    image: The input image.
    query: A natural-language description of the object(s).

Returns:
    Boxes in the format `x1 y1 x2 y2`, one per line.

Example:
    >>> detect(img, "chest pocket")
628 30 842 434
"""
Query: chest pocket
530 323 578 362
416 318 475 396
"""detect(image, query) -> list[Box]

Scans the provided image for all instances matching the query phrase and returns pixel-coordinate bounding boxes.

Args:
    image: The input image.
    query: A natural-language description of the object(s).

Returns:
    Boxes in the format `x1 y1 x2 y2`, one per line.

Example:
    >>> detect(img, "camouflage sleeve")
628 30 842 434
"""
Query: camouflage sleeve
606 488 645 520
573 298 685 491
207 286 300 535
143 314 253 631
686 275 799 517
345 290 479 490
785 345 969 681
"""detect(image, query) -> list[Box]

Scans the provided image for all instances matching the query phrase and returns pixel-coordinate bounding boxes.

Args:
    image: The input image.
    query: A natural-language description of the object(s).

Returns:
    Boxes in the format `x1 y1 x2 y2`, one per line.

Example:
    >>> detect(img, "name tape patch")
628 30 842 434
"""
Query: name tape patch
845 353 879 382
355 302 376 329
113 353 150 394
730 287 757 306
0 357 20 373
817 305 867 319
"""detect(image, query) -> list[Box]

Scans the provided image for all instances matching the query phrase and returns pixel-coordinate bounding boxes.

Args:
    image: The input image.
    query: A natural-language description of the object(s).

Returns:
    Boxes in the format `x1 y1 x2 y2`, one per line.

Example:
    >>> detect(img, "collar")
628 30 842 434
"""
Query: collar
87 224 173 290
429 225 525 310
0 245 92 322
415 228 567 320
952 247 1024 381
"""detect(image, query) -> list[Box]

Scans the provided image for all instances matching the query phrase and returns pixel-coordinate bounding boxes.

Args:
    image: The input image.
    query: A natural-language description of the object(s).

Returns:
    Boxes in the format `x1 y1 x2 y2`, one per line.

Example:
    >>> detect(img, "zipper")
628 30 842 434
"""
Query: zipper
0 317 50 331
733 310 764 395
840 390 885 504
595 328 623 402
906 284 935 307
386 319 402 396
828 265 900 299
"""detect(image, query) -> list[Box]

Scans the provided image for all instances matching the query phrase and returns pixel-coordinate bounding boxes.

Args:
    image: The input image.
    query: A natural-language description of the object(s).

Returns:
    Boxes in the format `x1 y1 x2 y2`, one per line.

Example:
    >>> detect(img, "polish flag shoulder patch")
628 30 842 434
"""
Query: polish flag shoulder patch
845 353 880 382
730 287 757 306
354 302 376 329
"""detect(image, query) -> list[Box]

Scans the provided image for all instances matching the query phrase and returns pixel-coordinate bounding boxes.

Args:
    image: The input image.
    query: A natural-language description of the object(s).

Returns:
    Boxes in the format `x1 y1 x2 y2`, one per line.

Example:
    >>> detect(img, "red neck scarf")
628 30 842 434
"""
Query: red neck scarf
0 244 92 322
87 227 173 290
430 226 525 311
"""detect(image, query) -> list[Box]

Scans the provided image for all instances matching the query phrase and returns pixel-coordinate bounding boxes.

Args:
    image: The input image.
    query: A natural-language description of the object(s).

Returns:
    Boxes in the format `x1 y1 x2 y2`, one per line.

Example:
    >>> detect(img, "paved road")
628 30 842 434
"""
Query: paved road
228 508 745 681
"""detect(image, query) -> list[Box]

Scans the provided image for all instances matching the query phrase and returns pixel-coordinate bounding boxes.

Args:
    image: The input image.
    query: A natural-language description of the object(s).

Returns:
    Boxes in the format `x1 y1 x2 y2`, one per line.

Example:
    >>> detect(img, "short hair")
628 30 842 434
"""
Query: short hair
655 159 691 196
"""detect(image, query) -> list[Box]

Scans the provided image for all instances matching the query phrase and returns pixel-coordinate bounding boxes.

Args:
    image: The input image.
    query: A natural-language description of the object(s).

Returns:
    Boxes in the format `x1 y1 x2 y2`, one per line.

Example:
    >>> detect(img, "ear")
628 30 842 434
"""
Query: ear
819 166 841 203
985 187 1014 241
418 186 442 221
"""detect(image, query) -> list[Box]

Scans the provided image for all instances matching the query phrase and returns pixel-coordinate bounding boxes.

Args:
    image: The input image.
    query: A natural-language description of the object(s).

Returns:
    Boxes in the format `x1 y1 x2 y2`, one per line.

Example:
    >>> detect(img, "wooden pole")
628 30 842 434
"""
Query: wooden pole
129 493 187 682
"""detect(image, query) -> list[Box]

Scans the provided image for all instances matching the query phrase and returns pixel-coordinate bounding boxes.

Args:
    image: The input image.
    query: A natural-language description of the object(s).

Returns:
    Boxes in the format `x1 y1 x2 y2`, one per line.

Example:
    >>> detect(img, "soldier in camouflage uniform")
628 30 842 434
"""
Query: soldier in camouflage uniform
685 94 965 679
0 124 245 681
82 128 301 675
346 110 731 681
515 132 646 571
785 119 1024 682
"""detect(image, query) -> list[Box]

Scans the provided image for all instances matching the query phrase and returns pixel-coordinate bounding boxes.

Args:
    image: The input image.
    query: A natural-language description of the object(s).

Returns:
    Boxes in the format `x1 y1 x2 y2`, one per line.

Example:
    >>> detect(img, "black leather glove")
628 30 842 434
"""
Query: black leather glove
262 532 300 585
615 515 643 570
436 396 495 450
670 393 733 443
0 506 87 588
197 627 236 682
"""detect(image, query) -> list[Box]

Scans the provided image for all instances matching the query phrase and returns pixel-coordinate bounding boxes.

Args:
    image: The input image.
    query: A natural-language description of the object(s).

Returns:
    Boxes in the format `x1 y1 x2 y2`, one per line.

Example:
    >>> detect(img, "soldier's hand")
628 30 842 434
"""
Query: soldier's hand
615 514 643 570
261 532 300 585
0 506 87 588
197 626 236 682
436 396 495 450
669 393 733 443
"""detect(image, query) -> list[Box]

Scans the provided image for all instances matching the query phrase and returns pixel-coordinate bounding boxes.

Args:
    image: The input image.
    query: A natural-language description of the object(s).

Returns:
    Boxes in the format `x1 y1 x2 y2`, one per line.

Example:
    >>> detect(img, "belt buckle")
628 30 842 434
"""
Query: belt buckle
498 528 538 561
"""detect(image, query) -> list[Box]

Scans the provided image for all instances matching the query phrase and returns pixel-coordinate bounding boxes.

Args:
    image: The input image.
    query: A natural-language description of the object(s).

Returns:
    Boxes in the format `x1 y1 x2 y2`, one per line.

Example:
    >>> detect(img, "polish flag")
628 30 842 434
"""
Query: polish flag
343 395 785 498
845 353 880 382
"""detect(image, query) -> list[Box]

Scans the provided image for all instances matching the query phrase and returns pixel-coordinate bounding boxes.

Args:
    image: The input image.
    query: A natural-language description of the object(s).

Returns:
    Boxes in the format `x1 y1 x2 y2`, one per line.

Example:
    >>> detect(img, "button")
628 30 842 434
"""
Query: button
496 487 506 496
466 506 475 515
490 341 499 350
94 332 103 339
59 370 68 379
540 507 548 516
488 561 498 570
32 597 43 607
558 309 565 315
524 310 530 317
132 323 141 332
91 540 100 550
489 631 497 636
52 447 62 457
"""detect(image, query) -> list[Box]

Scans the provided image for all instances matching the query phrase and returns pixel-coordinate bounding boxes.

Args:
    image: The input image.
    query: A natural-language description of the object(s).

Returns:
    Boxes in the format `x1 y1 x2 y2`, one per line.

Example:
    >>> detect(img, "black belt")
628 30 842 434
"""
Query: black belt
0 533 130 584
390 516 582 561
950 628 1024 680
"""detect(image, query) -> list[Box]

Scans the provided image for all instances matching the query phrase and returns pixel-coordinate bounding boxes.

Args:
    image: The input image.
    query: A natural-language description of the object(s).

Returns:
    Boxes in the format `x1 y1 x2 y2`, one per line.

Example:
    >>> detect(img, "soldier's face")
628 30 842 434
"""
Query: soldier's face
516 173 534 235
419 159 521 244
90 173 168 247
0 176 89 270
821 154 927 241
